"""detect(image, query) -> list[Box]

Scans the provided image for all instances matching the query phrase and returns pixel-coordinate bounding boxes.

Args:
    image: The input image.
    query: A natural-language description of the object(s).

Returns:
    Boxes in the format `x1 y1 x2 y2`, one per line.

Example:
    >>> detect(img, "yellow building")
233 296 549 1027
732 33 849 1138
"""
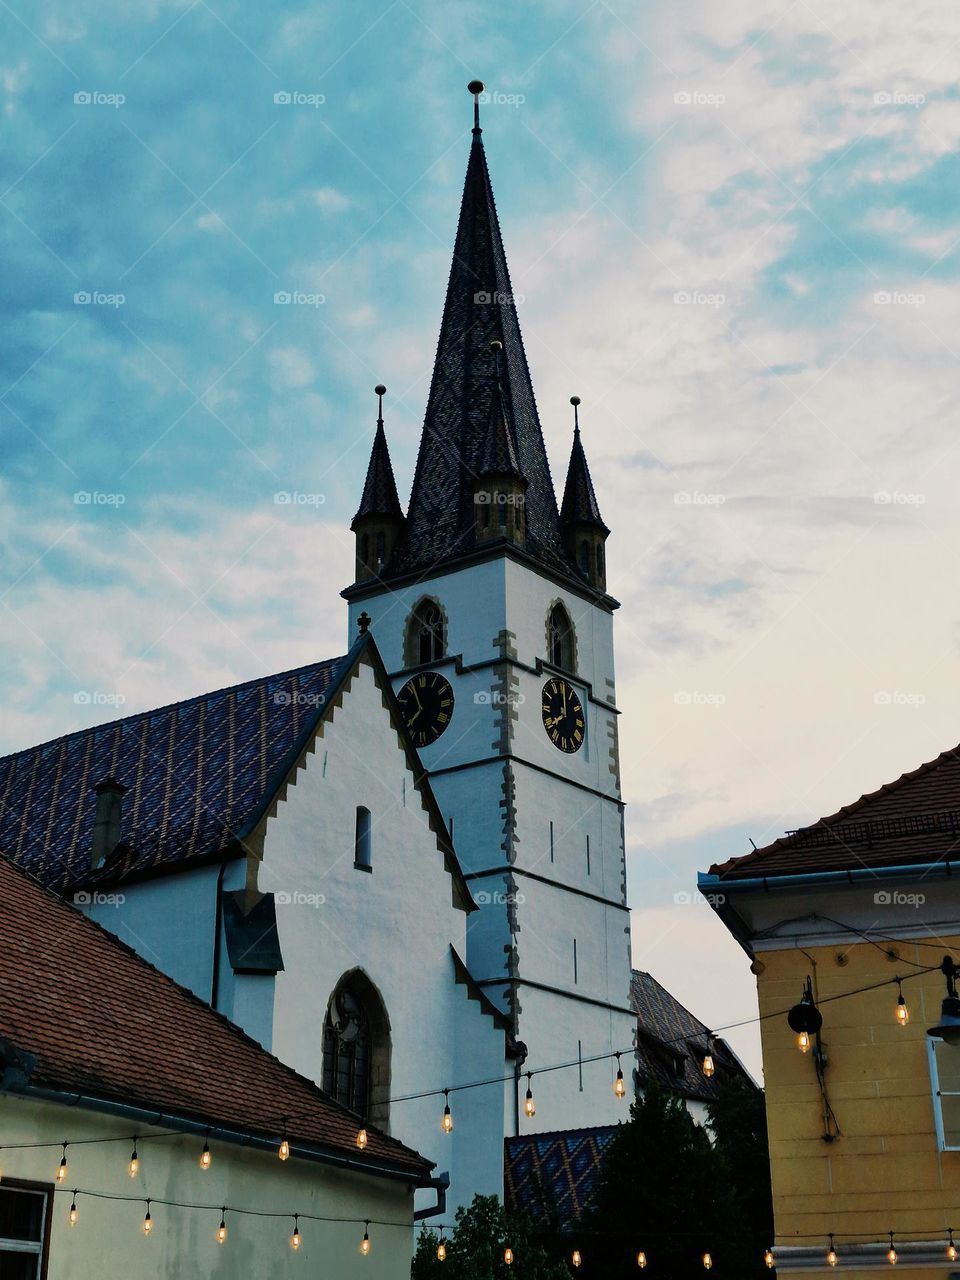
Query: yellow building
700 748 960 1277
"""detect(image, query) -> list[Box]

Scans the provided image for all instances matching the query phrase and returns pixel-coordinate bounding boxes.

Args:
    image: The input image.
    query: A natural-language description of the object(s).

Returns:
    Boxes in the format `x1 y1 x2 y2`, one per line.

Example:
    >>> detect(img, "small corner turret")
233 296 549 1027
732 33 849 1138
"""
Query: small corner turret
351 384 406 582
560 397 609 592
473 341 528 548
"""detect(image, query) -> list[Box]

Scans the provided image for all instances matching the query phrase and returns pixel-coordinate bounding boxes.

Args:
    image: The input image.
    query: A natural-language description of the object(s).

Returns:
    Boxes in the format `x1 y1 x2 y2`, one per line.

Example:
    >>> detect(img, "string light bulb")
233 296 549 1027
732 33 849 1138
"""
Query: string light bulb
279 1120 290 1162
948 1230 958 1262
895 980 909 1027
356 1128 368 1150
703 1251 713 1269
290 1215 301 1251
441 1090 454 1134
437 1229 446 1262
128 1141 139 1179
765 1248 775 1268
636 1251 647 1268
56 1145 68 1184
142 1202 153 1237
200 1138 212 1171
524 1074 536 1118
614 1052 626 1099
572 1249 582 1267
216 1211 227 1245
702 1038 715 1078
504 1246 514 1265
887 1233 897 1265
68 1194 78 1227
360 1223 371 1256
827 1234 838 1267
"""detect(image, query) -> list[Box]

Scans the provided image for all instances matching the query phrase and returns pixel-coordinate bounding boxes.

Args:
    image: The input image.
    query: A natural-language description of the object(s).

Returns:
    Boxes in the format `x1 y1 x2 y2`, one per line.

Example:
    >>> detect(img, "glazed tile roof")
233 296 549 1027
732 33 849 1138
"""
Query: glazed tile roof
352 418 404 525
383 126 573 582
708 743 960 880
504 1126 618 1228
0 655 348 891
560 426 608 533
478 379 524 480
630 970 746 1102
0 855 431 1177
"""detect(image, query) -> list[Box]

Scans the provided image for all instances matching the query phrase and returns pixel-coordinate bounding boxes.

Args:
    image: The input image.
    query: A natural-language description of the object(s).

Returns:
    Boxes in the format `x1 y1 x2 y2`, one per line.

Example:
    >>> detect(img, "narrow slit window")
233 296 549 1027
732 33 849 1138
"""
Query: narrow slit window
354 806 372 871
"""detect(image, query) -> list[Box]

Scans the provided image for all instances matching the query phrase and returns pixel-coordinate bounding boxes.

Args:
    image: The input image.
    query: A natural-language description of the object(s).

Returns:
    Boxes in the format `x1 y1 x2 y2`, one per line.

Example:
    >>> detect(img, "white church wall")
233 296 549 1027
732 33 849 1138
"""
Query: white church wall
260 659 506 1216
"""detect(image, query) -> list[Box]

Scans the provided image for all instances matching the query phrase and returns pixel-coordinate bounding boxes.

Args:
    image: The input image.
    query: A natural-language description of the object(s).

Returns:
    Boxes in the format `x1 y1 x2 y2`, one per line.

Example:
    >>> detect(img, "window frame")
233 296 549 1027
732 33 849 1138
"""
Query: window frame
0 1180 53 1279
928 1035 960 1150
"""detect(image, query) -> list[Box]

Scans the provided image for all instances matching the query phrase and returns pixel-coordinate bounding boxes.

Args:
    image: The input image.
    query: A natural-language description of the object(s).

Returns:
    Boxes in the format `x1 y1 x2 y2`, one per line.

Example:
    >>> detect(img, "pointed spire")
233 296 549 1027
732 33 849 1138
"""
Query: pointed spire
385 84 569 581
351 384 403 528
560 398 609 534
478 341 524 480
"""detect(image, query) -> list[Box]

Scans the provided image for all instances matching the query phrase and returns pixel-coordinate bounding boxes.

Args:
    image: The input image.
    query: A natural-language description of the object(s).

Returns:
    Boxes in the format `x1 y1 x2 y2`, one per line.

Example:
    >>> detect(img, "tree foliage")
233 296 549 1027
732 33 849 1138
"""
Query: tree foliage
412 1195 567 1280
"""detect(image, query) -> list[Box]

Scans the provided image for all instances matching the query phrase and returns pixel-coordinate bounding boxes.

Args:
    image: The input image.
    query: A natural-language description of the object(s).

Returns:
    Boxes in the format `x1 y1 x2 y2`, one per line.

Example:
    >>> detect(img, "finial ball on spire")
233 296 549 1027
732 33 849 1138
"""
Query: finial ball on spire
490 339 503 352
468 80 485 96
375 384 386 396
570 396 581 406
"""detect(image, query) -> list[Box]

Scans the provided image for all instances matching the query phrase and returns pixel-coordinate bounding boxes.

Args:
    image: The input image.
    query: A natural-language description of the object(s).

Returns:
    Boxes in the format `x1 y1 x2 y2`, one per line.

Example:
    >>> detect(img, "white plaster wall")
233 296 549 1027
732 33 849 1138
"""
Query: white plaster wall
0 1095 414 1280
260 660 506 1216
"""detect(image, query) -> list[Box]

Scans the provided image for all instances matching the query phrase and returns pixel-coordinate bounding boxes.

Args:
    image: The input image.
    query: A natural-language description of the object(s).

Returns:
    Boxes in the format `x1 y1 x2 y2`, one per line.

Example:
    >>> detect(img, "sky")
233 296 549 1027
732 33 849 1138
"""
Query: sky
3 0 960 1080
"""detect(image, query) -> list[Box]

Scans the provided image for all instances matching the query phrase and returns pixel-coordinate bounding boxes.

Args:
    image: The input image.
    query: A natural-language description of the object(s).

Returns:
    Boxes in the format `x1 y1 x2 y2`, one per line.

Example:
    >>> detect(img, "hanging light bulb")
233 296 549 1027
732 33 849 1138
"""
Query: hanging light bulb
68 1194 78 1227
437 1232 447 1262
278 1118 290 1162
826 1234 838 1267
290 1215 301 1251
360 1223 371 1256
788 977 823 1053
504 1246 514 1265
572 1248 582 1267
895 980 909 1027
128 1141 139 1179
798 1030 811 1054
703 1251 713 1269
887 1233 897 1265
441 1091 454 1134
702 1036 715 1078
764 1248 775 1268
142 1202 153 1237
636 1252 647 1268
216 1211 228 1245
56 1146 68 1184
200 1138 212 1171
524 1074 536 1118
356 1128 368 1151
948 1230 958 1262
614 1052 626 1099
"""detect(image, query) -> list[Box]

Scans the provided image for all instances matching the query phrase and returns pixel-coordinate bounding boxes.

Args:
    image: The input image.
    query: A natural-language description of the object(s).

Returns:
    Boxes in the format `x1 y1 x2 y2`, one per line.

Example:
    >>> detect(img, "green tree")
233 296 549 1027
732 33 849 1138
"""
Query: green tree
706 1074 775 1271
412 1195 568 1280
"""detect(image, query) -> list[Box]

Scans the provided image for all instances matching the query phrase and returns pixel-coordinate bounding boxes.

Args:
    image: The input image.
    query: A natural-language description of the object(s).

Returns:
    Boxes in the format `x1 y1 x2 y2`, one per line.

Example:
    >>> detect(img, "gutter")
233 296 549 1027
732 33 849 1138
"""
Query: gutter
413 1171 450 1221
0 1082 434 1188
698 858 957 894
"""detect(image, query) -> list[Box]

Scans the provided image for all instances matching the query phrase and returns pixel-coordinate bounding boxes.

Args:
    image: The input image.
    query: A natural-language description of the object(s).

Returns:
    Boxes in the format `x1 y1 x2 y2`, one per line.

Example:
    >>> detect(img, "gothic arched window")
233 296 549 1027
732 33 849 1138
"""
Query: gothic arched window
406 599 446 667
321 972 391 1126
548 603 575 672
375 532 386 569
596 542 604 579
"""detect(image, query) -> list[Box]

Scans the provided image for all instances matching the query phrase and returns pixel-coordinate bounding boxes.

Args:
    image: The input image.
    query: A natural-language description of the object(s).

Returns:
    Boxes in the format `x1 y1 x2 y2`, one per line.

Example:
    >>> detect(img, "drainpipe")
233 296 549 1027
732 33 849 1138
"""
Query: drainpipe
211 859 228 1009
413 1171 450 1221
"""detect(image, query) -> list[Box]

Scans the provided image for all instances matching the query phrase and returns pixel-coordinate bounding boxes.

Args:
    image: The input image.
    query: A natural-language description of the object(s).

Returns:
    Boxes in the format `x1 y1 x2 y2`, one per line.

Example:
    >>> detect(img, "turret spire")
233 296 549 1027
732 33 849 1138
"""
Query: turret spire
560 397 610 591
350 384 405 581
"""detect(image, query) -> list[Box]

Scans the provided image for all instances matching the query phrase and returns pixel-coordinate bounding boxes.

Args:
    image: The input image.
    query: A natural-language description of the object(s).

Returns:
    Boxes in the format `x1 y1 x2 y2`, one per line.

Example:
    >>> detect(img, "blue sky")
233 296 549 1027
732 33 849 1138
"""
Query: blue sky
4 0 960 1074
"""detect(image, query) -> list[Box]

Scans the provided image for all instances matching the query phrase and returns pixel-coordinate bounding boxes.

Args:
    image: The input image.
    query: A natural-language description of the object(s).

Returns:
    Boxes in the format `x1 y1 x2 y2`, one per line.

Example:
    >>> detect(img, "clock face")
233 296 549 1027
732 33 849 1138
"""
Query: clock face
397 672 455 747
541 677 585 753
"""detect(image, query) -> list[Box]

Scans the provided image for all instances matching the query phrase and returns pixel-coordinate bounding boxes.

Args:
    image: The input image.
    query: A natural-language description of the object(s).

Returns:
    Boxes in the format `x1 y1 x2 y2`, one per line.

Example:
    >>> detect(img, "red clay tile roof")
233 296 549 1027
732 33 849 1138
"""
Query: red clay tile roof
0 855 431 1178
709 742 960 880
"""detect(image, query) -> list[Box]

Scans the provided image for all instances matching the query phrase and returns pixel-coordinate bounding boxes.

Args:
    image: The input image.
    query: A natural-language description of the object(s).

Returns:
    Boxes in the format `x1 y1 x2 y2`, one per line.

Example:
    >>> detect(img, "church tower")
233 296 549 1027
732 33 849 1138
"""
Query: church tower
343 84 634 1134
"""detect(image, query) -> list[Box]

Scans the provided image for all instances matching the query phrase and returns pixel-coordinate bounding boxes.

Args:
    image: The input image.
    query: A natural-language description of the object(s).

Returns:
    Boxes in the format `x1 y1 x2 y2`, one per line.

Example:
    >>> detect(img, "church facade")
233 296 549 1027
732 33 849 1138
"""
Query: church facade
0 87 635 1219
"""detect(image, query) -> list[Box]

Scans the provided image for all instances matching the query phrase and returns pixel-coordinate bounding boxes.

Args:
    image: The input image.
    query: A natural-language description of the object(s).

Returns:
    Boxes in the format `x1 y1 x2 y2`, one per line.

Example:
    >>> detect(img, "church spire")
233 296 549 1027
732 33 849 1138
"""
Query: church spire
383 82 570 583
560 397 609 591
351 384 405 582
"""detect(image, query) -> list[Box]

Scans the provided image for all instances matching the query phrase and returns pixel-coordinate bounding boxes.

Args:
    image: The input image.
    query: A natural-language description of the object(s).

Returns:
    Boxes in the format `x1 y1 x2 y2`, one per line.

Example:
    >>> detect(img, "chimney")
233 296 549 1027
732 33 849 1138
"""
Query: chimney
91 777 127 870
